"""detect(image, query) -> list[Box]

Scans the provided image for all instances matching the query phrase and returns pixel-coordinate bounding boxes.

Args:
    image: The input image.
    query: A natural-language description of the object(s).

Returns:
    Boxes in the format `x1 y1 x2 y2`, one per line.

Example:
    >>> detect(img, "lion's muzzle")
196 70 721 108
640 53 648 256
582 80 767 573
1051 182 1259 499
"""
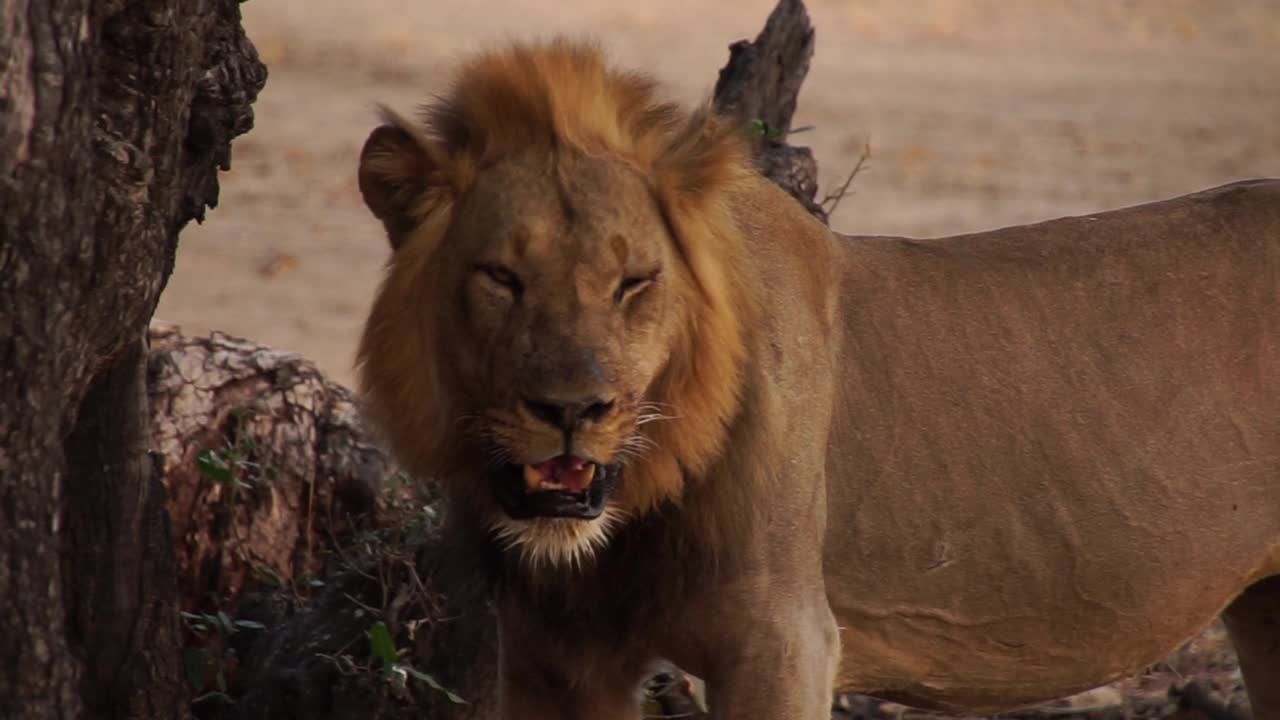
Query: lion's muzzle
491 455 620 520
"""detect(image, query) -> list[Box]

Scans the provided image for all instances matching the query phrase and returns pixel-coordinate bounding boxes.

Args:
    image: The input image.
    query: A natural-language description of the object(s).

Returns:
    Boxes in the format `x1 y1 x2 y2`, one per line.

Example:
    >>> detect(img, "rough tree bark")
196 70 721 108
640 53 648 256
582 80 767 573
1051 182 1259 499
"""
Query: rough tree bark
0 1 265 718
147 324 386 612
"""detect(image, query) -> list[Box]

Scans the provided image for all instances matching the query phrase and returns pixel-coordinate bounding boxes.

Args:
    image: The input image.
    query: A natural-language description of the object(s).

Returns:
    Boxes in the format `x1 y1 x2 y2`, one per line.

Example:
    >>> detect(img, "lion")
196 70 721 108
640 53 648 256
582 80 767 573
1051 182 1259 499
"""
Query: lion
355 39 1280 719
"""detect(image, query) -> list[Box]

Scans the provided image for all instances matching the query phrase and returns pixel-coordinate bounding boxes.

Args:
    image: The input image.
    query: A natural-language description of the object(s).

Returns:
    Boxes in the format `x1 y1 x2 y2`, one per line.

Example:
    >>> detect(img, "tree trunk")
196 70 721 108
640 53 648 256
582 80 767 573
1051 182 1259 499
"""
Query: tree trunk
0 1 265 718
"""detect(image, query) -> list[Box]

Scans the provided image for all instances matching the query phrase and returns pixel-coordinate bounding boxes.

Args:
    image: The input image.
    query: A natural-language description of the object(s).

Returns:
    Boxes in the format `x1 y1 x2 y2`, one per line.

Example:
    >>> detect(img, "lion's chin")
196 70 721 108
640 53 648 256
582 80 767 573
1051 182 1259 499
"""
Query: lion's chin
489 508 627 571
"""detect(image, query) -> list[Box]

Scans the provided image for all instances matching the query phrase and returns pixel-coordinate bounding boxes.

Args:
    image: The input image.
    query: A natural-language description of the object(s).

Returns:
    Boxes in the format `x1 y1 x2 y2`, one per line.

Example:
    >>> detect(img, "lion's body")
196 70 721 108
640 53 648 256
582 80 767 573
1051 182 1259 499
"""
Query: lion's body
820 179 1280 710
712 174 1280 713
356 40 1280 719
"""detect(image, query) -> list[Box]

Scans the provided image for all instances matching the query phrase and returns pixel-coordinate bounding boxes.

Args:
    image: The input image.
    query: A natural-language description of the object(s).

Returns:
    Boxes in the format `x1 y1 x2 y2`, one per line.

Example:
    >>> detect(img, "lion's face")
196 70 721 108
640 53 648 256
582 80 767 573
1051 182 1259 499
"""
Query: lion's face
438 151 686 562
357 42 747 570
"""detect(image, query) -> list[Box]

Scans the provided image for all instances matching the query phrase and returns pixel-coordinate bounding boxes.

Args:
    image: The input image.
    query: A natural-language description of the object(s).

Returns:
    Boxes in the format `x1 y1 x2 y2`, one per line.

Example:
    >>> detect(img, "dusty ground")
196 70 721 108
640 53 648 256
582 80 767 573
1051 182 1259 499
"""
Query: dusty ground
155 0 1280 388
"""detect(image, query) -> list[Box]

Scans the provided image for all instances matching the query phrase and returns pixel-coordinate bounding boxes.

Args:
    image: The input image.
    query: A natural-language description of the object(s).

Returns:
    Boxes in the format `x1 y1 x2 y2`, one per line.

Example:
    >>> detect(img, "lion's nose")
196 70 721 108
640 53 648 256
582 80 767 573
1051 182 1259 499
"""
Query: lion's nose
522 395 617 430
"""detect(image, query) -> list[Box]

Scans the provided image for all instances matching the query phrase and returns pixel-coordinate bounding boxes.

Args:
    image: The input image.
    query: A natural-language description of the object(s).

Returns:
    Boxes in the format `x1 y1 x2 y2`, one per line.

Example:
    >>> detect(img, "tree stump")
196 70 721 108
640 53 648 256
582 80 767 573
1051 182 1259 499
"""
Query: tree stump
713 0 825 220
147 324 389 611
0 1 265 718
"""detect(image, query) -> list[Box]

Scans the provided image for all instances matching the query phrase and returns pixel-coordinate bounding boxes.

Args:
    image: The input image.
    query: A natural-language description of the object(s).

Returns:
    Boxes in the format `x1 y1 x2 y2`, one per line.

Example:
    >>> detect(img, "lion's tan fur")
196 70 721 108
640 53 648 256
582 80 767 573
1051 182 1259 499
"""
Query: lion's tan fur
356 39 1280 719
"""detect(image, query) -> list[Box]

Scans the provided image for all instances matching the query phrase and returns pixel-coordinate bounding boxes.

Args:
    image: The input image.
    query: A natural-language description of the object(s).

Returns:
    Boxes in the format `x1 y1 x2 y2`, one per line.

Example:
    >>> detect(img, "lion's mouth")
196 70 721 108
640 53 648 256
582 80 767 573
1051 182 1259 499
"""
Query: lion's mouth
491 455 619 520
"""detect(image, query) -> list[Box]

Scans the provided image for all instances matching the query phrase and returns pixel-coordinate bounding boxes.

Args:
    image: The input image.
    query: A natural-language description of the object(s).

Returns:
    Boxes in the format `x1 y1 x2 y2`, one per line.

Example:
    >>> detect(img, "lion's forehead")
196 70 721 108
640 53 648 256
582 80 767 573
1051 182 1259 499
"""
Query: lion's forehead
464 153 666 260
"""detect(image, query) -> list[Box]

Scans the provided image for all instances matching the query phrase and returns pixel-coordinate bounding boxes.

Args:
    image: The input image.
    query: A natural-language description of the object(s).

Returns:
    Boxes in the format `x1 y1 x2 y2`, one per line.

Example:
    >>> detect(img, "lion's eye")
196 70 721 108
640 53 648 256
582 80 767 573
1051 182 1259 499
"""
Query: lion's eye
615 271 658 305
476 263 523 295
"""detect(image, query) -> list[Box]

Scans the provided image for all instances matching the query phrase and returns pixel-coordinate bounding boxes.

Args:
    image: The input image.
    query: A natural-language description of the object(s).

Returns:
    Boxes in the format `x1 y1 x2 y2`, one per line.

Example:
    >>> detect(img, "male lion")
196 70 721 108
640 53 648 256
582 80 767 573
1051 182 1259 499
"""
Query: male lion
356 40 1280 719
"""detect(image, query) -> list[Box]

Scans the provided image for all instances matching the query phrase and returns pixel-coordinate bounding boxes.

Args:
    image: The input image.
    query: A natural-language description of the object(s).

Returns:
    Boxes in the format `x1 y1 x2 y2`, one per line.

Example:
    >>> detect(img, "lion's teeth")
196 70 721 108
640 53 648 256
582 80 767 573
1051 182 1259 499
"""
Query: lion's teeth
522 461 597 493
523 465 542 491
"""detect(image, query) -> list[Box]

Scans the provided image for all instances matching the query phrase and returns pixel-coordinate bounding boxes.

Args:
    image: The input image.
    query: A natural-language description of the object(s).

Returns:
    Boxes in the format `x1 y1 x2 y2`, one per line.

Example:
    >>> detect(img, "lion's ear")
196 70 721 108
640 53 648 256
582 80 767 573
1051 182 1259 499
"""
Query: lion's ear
358 107 450 249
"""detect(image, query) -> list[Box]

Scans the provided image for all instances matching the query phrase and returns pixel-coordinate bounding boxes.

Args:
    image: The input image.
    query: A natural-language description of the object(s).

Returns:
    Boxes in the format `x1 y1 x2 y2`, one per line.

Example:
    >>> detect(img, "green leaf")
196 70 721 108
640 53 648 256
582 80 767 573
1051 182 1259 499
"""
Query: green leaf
788 125 815 135
180 611 210 635
749 118 784 140
366 621 398 675
196 449 234 484
192 690 234 705
250 563 285 588
234 619 267 631
216 611 235 636
401 664 468 704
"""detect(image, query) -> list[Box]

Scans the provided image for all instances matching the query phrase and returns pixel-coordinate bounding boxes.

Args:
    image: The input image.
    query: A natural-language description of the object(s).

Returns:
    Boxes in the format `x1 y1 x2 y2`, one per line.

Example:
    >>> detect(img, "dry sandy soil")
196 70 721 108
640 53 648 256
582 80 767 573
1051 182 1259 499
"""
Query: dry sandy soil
155 0 1280 388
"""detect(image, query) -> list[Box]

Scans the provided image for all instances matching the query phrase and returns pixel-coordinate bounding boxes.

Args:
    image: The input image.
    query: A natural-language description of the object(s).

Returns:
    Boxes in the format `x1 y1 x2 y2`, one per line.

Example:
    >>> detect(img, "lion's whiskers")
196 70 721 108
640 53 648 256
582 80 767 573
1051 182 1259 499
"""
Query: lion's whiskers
484 445 513 469
623 433 657 451
613 431 657 467
455 415 525 471
633 401 678 416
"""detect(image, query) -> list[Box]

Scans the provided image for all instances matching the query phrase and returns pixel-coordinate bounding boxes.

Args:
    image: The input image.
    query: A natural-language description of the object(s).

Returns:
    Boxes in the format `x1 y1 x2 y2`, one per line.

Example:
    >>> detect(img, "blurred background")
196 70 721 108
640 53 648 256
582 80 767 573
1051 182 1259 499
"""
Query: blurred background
154 0 1280 387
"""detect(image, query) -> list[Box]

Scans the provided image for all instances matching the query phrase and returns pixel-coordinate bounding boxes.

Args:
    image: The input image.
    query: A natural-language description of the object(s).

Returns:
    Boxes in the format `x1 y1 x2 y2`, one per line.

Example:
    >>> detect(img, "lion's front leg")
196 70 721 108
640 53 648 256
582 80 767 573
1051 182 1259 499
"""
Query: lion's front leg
499 671 645 720
498 658 648 720
497 622 648 720
701 603 841 720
